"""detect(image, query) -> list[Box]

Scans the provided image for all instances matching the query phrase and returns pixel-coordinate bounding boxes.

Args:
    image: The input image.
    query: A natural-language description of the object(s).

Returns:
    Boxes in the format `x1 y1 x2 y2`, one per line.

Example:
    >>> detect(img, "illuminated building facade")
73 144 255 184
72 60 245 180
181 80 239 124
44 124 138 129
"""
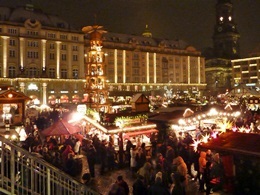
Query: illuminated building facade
0 4 206 106
232 56 260 89
90 31 206 97
0 4 85 105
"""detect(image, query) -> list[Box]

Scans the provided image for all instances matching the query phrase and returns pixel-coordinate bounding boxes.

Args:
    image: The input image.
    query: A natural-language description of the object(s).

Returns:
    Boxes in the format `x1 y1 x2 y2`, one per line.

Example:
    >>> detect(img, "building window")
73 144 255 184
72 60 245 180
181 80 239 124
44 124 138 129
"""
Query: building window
73 55 78 61
61 54 67 61
49 53 55 60
60 34 68 39
27 51 39 59
72 45 78 51
48 33 56 39
8 28 17 34
28 41 39 47
27 31 38 36
133 69 139 75
61 69 67 79
8 66 16 78
50 43 55 49
28 67 38 77
133 53 139 59
9 50 16 58
72 36 79 41
9 39 16 46
72 69 78 79
133 61 139 67
61 45 67 50
49 68 55 78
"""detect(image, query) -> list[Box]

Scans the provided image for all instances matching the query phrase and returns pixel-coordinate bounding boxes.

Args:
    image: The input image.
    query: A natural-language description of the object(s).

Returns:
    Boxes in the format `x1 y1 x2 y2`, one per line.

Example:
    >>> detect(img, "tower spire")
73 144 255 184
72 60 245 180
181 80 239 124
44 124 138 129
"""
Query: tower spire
142 24 152 38
213 0 240 59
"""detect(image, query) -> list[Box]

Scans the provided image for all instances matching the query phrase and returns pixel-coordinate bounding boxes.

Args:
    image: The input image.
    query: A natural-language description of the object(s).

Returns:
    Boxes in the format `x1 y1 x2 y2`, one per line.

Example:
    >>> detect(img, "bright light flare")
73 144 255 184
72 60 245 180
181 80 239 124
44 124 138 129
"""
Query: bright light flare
201 134 210 143
191 139 201 152
232 126 237 132
211 131 218 139
234 111 241 117
68 112 84 123
178 119 186 126
11 134 17 140
208 108 218 116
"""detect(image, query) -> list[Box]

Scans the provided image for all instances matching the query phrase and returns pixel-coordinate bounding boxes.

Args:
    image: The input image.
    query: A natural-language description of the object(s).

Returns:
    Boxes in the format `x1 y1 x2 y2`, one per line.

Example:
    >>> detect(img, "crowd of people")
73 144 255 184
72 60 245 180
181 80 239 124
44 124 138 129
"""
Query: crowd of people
106 132 225 195
19 106 259 195
20 117 227 195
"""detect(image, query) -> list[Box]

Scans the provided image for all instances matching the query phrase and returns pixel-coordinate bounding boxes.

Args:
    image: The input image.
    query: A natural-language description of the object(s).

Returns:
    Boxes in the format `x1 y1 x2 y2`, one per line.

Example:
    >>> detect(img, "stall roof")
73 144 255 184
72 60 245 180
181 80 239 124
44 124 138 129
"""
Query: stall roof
0 89 31 102
40 119 82 136
123 129 158 139
198 132 260 158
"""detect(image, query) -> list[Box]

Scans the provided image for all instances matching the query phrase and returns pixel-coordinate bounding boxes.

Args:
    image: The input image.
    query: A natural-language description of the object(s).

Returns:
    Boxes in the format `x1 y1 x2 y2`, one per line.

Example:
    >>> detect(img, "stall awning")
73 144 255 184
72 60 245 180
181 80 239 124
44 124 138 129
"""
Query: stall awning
198 132 260 158
123 129 158 139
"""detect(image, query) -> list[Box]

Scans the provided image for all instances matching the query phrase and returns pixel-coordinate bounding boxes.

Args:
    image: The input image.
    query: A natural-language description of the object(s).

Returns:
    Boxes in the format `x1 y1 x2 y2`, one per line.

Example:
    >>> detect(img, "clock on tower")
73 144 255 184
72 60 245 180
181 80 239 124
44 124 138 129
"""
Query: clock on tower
213 0 240 59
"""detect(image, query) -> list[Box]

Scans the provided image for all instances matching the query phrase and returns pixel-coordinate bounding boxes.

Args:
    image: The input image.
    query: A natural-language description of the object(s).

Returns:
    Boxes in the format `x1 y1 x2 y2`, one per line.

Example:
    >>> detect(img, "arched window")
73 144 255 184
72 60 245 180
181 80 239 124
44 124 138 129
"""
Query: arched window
72 69 78 79
49 68 55 78
8 66 16 78
61 69 67 79
27 67 38 77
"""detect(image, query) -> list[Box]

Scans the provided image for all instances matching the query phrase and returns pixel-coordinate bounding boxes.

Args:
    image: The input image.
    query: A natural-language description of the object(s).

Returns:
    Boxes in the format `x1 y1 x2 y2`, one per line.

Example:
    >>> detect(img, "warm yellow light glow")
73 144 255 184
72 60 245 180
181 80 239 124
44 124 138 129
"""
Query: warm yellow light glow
178 119 185 126
8 94 13 98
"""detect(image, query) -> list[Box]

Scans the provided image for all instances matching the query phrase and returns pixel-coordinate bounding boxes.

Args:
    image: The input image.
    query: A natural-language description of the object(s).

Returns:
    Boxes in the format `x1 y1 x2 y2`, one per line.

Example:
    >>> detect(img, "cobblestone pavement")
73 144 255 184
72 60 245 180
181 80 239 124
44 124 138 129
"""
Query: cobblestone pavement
76 153 231 195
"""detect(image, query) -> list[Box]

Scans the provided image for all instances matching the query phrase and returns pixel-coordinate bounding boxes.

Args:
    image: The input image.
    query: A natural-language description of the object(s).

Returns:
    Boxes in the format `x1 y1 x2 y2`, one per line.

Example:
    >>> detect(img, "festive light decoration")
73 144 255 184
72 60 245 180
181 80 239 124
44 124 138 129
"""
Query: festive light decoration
191 139 201 152
201 133 210 143
216 120 233 134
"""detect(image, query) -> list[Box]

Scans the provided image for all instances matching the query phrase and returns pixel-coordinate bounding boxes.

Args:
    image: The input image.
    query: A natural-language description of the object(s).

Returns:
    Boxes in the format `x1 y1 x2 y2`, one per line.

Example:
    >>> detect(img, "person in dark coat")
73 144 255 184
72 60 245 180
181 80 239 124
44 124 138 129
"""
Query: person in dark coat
204 161 213 195
171 172 185 195
148 173 170 195
133 175 148 195
108 175 128 195
82 172 98 192
117 175 129 195
65 153 76 176
107 142 116 170
126 140 134 167
86 144 96 178
99 140 107 175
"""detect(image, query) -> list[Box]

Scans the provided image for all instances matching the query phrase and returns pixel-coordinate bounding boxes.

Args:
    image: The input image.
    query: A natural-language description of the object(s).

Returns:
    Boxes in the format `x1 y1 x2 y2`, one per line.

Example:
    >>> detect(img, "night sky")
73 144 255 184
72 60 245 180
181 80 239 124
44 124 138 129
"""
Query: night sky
1 0 259 57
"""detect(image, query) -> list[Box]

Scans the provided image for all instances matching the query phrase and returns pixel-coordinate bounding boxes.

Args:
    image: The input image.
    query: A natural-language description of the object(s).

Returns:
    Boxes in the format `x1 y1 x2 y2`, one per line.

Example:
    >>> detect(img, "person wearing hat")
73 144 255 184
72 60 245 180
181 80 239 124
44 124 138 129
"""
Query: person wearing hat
148 171 170 195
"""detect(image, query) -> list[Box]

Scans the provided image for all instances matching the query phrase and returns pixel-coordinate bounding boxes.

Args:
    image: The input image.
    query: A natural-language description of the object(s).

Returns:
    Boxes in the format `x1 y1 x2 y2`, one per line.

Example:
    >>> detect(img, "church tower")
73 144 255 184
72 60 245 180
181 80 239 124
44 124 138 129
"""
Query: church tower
213 0 240 59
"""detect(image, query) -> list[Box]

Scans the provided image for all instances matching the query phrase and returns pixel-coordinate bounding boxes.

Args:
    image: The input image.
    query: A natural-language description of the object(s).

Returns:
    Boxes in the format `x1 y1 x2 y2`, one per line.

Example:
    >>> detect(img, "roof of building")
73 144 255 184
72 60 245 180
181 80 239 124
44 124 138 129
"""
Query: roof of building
0 4 77 30
131 93 149 103
102 31 191 50
198 132 260 158
0 4 198 52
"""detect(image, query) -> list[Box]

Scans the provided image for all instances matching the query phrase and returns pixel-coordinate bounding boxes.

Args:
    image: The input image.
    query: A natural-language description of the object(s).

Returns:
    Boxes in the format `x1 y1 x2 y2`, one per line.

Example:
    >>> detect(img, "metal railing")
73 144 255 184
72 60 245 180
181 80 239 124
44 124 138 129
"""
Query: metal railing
0 136 99 195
